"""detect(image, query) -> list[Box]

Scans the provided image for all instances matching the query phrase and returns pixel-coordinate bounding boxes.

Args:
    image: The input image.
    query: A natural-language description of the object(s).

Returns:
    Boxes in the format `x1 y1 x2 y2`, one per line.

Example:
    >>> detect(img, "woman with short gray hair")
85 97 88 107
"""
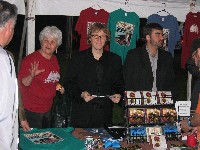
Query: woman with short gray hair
18 26 65 129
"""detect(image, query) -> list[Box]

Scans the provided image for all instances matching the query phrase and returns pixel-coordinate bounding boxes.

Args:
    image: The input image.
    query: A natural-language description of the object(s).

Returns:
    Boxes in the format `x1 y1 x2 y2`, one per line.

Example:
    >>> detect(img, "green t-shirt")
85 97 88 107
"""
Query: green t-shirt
107 8 140 63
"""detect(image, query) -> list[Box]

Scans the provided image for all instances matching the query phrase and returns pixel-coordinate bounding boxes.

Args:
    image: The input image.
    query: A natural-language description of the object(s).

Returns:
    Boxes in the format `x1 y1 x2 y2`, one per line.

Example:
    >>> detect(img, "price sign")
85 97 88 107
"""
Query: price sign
175 101 191 116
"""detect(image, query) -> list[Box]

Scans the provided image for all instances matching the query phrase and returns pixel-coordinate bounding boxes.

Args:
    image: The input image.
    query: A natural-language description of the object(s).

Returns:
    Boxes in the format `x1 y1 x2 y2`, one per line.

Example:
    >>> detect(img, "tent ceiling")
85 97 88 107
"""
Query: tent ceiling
144 0 199 3
35 0 200 22
6 0 200 22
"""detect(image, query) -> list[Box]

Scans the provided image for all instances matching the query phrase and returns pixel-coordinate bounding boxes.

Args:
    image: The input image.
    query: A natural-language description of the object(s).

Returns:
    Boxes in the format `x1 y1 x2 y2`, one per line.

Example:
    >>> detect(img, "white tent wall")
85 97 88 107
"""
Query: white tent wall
6 0 25 15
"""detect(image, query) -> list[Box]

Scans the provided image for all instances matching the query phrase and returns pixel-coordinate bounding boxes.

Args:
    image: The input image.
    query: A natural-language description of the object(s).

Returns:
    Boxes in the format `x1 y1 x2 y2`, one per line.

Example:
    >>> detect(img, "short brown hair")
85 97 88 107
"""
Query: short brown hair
87 22 110 45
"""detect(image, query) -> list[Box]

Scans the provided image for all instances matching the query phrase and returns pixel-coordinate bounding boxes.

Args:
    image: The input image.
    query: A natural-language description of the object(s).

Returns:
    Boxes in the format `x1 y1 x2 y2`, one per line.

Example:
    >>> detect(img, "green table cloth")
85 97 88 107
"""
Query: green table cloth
19 128 85 150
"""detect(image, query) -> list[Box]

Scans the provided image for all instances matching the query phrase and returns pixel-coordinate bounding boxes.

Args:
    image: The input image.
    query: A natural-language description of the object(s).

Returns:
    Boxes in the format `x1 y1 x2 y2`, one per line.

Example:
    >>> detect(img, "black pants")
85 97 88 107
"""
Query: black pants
25 109 51 129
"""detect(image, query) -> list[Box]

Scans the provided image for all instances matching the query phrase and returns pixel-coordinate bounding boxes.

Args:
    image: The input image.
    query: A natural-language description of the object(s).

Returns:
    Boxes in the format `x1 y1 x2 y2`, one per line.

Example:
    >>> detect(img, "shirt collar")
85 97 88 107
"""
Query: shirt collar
146 45 158 59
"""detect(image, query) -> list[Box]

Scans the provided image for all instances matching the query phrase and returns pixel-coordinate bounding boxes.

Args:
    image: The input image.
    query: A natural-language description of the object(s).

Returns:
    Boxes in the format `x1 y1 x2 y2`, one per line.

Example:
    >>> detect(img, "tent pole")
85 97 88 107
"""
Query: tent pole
187 71 192 101
17 0 27 72
26 0 35 55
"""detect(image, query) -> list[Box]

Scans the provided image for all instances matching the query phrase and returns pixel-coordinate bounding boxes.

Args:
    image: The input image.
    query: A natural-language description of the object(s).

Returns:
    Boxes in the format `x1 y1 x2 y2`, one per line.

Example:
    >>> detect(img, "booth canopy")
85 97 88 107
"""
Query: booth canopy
7 0 200 22
35 0 200 22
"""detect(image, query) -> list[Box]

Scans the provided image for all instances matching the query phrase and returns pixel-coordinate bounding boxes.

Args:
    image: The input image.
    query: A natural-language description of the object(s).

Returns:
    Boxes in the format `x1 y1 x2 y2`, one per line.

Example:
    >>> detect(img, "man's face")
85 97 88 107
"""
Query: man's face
7 26 14 44
5 20 15 46
148 29 164 48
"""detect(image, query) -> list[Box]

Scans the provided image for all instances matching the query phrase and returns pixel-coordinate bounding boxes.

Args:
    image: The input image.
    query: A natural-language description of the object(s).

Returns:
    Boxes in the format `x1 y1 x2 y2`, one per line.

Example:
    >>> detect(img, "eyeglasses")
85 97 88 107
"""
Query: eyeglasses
91 34 107 40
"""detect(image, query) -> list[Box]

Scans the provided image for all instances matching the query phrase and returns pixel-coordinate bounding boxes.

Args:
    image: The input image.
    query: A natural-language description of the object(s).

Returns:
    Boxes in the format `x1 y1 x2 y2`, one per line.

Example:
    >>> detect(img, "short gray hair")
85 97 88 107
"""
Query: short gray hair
0 1 18 28
39 26 62 46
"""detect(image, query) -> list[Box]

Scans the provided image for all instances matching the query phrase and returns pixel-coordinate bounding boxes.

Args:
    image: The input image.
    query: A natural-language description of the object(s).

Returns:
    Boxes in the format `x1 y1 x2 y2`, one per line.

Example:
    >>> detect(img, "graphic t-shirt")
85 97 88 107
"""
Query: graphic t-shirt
18 50 60 113
181 12 200 68
147 14 180 57
75 7 109 51
107 8 140 63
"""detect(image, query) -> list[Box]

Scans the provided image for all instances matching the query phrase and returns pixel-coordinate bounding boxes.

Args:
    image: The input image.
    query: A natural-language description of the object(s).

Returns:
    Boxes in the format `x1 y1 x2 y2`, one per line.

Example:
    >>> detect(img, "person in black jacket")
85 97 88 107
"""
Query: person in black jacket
65 23 124 128
123 23 178 100
185 37 200 110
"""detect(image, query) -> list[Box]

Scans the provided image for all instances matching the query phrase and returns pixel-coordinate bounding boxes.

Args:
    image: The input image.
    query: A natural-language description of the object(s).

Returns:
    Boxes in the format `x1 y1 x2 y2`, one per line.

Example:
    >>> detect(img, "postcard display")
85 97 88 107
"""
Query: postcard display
124 91 179 149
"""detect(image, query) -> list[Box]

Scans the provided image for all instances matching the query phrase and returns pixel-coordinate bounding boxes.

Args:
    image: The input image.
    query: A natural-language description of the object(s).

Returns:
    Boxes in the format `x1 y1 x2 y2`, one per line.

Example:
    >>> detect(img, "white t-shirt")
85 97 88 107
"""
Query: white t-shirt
0 47 18 150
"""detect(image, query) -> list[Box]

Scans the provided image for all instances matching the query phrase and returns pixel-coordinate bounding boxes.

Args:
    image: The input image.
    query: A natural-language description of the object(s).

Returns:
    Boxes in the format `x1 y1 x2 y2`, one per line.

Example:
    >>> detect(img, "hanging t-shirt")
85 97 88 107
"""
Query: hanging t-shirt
181 12 200 68
147 14 180 57
107 8 140 63
75 7 109 51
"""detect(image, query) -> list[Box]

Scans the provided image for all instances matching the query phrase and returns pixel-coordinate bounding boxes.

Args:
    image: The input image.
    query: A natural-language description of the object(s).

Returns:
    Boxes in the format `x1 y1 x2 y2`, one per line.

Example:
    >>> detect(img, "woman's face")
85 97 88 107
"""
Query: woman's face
40 36 58 56
90 30 107 51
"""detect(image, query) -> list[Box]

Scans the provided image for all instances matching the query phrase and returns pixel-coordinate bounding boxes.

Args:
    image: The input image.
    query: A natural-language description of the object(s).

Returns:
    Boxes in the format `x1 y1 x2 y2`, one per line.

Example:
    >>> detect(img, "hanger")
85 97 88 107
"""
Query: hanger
91 3 102 15
91 3 101 10
156 3 170 15
190 0 198 13
156 9 170 15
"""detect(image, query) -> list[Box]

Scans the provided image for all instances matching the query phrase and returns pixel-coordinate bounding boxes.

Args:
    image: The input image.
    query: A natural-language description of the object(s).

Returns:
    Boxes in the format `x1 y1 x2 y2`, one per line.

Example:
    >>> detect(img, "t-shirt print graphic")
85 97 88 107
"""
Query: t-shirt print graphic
190 24 199 34
44 71 60 83
163 28 170 51
115 21 134 46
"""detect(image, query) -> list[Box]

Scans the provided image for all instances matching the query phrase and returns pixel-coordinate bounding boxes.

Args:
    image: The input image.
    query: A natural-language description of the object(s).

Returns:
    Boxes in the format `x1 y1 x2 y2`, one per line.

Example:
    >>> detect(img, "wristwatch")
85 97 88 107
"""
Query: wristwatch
187 119 193 127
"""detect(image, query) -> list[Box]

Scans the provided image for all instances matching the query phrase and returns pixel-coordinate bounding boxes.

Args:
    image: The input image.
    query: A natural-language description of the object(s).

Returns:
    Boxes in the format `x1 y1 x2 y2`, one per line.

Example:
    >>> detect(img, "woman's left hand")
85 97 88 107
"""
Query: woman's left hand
110 94 121 103
56 83 65 94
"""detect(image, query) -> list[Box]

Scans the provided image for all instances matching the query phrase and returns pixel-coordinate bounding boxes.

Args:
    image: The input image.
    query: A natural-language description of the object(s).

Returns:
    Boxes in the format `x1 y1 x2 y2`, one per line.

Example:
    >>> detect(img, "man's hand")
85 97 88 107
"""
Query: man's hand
180 119 193 133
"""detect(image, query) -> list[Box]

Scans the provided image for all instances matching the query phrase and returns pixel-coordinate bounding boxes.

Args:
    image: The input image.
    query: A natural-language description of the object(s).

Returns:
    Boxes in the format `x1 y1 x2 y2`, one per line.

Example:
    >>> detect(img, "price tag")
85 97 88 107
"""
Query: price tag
175 101 191 116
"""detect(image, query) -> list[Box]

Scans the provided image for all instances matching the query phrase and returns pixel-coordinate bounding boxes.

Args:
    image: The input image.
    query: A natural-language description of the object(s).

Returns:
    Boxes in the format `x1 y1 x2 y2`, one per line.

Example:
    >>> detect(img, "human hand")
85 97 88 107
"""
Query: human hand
21 120 31 132
180 119 193 133
182 127 197 136
81 91 94 102
29 61 45 78
110 94 121 103
56 83 65 94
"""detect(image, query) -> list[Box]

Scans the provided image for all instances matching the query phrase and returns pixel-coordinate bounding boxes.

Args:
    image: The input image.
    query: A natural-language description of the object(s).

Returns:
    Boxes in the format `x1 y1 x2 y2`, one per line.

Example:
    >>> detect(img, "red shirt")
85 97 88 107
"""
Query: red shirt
18 50 60 113
181 12 200 69
75 7 109 51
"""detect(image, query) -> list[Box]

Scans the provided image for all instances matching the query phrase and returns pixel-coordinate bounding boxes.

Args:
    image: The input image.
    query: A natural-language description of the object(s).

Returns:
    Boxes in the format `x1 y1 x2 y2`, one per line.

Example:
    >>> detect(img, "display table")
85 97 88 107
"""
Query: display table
19 127 197 150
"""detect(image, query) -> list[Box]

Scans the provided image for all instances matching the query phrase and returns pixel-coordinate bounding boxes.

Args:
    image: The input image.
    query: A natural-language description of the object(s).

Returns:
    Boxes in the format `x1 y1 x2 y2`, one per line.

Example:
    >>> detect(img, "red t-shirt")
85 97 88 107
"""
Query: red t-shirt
181 12 200 69
18 50 60 113
75 7 109 51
